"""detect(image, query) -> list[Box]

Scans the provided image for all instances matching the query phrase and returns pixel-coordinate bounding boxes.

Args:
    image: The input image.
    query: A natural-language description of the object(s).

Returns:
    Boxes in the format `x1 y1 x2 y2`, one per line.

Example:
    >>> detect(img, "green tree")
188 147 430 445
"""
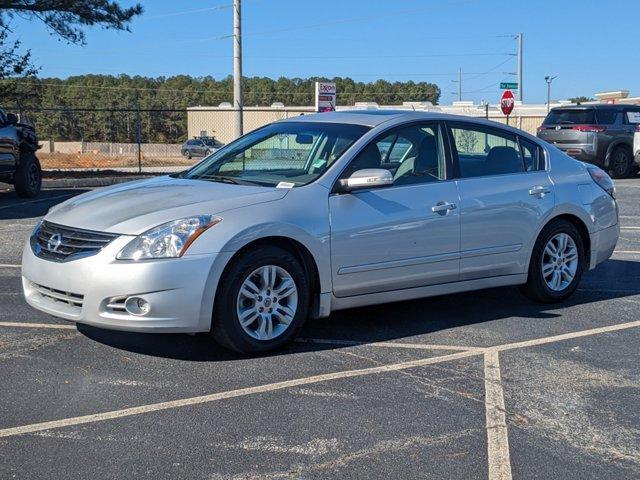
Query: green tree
0 0 143 98
568 96 594 104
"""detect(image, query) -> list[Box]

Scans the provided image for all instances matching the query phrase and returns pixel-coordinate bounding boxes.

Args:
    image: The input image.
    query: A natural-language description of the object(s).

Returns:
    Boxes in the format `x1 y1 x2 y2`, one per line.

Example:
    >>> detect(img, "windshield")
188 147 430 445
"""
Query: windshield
543 109 595 125
180 122 369 187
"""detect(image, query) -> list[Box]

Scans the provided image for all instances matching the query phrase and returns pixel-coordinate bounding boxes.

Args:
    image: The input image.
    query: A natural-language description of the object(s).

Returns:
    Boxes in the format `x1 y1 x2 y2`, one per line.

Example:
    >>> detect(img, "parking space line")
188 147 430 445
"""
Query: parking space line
621 227 640 231
0 321 76 330
0 264 20 268
489 320 640 353
0 350 480 439
0 193 75 211
613 250 640 254
484 351 512 480
296 337 481 352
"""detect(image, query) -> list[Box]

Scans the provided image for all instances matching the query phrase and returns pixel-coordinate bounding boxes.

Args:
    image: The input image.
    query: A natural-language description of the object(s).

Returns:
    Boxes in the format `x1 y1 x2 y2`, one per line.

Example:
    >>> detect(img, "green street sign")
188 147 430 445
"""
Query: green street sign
500 82 518 90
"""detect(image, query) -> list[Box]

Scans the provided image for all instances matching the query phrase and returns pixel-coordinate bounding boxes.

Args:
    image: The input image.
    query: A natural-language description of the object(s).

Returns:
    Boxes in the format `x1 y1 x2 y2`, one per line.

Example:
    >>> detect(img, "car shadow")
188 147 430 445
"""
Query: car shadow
0 188 88 220
78 258 640 361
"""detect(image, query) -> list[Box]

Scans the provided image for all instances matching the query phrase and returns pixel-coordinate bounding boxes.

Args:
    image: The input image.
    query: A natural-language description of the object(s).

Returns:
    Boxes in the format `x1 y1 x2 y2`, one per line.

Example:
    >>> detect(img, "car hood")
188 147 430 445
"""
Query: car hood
45 176 289 235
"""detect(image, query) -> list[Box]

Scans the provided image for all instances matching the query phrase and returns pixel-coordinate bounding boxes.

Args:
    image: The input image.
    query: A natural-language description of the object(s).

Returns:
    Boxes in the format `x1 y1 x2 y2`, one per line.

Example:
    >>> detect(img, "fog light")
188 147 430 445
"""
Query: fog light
125 296 150 316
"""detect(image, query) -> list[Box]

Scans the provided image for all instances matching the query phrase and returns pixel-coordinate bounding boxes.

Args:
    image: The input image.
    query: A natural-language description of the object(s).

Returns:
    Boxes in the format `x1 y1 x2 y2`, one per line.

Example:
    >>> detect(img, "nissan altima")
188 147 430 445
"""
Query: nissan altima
22 111 619 353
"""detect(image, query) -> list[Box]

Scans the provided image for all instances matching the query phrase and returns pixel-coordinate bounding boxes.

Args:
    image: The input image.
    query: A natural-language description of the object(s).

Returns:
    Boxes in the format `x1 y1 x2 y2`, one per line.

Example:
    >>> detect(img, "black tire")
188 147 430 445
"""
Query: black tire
519 219 585 304
211 246 310 354
13 152 41 198
184 149 192 159
608 146 633 179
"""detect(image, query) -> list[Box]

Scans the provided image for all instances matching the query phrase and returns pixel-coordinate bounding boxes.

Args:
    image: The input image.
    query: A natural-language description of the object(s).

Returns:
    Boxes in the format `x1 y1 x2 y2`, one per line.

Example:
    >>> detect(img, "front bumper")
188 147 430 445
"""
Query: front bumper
21 235 233 333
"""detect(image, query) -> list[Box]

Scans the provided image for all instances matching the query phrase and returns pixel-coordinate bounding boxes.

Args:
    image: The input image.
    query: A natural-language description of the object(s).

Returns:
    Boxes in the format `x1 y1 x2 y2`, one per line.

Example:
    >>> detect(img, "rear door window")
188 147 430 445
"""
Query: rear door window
450 123 524 178
543 109 595 125
519 138 544 171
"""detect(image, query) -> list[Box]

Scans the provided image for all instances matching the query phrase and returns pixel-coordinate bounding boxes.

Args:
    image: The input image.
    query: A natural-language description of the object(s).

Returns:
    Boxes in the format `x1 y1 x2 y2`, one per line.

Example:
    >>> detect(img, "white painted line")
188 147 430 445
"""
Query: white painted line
0 349 479 439
296 337 481 352
0 193 75 211
0 264 20 268
613 250 640 255
490 320 640 353
620 227 640 231
484 351 512 480
0 321 76 330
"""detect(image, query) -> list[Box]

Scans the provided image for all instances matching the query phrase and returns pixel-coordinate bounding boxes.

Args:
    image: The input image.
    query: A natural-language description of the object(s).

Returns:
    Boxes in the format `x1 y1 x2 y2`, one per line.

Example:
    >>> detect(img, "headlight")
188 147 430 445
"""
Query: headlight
117 216 221 260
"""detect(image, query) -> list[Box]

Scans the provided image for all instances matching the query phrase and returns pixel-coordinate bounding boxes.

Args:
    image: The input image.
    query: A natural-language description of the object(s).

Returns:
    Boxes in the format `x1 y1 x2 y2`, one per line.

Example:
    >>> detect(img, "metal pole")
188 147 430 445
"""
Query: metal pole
517 33 523 102
458 67 462 102
135 93 142 174
547 81 551 113
233 0 243 139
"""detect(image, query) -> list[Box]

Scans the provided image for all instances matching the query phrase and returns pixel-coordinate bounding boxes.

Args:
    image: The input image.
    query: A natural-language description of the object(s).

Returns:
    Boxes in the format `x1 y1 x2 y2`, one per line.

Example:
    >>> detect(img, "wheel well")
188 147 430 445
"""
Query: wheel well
546 214 591 264
218 236 321 311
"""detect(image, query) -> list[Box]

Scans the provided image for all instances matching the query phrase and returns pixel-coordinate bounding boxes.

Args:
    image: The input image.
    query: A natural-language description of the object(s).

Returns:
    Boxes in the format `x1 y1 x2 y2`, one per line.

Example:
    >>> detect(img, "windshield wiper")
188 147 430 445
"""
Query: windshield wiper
200 174 241 184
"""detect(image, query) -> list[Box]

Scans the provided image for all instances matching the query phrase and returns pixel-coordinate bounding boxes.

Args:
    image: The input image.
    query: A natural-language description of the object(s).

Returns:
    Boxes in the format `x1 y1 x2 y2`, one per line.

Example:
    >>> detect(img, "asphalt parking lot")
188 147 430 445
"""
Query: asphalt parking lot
1 181 639 479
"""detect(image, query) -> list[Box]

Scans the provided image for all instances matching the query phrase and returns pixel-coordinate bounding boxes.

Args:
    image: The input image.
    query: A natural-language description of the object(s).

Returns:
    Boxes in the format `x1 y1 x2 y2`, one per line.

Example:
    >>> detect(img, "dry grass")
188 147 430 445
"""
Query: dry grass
39 153 195 170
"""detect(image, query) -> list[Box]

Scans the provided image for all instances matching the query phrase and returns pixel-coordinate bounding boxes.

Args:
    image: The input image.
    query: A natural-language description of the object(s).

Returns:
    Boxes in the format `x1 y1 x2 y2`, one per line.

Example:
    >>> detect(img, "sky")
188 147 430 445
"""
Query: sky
9 0 640 105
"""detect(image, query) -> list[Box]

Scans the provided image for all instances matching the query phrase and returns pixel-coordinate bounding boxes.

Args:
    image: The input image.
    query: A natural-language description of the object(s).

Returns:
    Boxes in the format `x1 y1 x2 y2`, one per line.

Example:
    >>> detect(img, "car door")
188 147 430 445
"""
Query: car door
329 121 461 298
0 111 15 172
447 121 554 280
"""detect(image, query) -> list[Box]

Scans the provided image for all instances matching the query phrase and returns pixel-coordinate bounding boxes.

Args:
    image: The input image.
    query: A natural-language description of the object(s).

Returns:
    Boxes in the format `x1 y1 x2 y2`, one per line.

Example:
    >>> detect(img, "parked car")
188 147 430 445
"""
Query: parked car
22 112 619 354
0 108 42 197
181 137 224 159
537 104 640 178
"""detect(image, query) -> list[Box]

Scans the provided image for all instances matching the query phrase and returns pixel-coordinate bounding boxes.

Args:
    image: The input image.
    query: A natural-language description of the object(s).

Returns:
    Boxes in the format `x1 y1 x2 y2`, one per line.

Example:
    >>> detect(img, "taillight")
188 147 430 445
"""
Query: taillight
587 166 615 198
635 125 640 132
571 125 606 133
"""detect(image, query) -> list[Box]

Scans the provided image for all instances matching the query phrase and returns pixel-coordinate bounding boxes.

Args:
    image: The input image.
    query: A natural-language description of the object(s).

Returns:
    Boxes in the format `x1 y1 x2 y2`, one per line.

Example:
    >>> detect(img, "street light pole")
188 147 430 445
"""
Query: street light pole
517 33 523 102
545 75 557 113
233 0 243 139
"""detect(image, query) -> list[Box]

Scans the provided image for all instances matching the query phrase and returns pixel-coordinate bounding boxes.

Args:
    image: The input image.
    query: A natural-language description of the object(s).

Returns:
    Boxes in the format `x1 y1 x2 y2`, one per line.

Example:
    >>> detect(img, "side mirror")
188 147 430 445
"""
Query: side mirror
338 168 393 192
6 113 17 125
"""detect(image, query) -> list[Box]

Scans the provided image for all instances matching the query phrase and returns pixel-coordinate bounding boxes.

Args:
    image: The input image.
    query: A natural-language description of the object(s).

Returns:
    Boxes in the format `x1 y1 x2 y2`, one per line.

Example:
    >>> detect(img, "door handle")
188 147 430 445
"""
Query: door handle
529 186 551 197
431 201 457 213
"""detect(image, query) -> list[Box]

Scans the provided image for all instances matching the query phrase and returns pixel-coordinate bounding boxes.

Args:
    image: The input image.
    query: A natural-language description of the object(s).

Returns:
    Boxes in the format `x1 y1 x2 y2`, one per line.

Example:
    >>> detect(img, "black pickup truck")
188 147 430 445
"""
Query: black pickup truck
0 108 41 198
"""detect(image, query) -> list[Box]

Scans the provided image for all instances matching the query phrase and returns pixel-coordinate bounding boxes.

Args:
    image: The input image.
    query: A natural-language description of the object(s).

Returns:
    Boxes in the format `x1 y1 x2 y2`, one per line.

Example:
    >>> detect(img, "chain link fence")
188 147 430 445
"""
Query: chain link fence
19 106 545 174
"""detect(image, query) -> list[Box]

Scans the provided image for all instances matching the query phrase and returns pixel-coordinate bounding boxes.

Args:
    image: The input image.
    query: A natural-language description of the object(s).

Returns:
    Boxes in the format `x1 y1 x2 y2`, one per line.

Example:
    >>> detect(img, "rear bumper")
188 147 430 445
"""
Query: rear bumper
589 223 619 270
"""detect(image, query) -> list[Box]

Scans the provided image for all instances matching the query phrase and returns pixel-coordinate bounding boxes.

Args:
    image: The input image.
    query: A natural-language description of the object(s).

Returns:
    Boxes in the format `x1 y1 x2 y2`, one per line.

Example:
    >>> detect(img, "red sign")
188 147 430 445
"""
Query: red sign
500 90 515 116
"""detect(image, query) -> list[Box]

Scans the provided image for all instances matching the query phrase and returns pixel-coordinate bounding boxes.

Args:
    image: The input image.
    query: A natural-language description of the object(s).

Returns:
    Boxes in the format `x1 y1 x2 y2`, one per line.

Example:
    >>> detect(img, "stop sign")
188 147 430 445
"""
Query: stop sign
500 90 515 116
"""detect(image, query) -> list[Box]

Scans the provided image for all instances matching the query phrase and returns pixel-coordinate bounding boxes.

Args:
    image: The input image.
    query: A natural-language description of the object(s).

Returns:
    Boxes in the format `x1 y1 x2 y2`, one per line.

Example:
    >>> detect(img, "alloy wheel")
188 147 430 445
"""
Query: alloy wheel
541 233 579 291
236 265 298 341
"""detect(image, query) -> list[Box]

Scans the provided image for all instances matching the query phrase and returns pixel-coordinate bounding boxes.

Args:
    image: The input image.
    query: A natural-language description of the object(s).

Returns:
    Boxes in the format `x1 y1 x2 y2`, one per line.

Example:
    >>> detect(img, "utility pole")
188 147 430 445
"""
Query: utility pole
233 0 243 139
545 75 557 113
458 67 462 102
517 33 523 102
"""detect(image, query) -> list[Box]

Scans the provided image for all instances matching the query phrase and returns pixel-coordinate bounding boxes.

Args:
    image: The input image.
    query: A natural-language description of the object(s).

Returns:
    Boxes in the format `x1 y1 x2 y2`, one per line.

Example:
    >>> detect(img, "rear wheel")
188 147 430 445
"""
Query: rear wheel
520 220 585 303
211 246 310 354
608 146 633 178
13 152 41 198
184 149 192 159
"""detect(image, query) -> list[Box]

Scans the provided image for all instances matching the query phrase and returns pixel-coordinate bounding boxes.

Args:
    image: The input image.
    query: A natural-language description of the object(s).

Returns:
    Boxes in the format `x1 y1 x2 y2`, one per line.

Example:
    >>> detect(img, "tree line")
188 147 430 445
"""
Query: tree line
1 75 441 143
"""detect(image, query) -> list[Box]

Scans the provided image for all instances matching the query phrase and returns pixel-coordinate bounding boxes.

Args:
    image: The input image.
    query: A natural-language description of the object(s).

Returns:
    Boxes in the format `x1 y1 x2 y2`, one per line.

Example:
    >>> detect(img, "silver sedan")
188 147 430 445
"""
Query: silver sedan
22 111 619 353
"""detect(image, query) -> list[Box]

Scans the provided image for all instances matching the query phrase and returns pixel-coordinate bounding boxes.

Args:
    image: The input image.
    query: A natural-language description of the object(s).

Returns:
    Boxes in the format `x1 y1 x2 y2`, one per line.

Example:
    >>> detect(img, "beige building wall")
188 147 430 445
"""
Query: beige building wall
188 107 314 144
188 105 547 143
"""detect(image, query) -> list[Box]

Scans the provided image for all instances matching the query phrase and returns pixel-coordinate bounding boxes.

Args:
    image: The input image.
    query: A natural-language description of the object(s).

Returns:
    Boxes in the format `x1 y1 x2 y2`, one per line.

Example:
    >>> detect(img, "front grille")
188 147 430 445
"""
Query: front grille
31 221 119 262
30 282 84 309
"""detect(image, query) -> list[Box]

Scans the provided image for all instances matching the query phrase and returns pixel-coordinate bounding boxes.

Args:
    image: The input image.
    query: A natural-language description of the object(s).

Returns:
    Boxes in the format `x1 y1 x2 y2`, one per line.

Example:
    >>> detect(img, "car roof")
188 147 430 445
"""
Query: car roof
549 104 625 111
279 110 535 137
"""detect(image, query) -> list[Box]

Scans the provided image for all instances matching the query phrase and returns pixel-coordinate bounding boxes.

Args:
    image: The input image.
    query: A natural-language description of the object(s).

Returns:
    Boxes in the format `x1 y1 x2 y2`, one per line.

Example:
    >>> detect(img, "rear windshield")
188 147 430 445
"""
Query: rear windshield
626 111 640 124
543 109 595 125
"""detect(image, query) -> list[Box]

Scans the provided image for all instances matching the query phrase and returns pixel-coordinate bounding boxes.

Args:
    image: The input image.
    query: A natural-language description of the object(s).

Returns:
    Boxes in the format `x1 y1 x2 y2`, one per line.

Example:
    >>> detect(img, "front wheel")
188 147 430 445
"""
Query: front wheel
184 149 192 159
211 246 310 354
13 152 42 198
519 220 585 303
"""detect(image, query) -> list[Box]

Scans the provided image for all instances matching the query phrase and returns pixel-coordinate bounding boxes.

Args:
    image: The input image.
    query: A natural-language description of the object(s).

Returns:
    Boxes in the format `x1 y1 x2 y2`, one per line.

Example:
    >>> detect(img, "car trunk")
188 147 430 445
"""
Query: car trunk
537 108 599 156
